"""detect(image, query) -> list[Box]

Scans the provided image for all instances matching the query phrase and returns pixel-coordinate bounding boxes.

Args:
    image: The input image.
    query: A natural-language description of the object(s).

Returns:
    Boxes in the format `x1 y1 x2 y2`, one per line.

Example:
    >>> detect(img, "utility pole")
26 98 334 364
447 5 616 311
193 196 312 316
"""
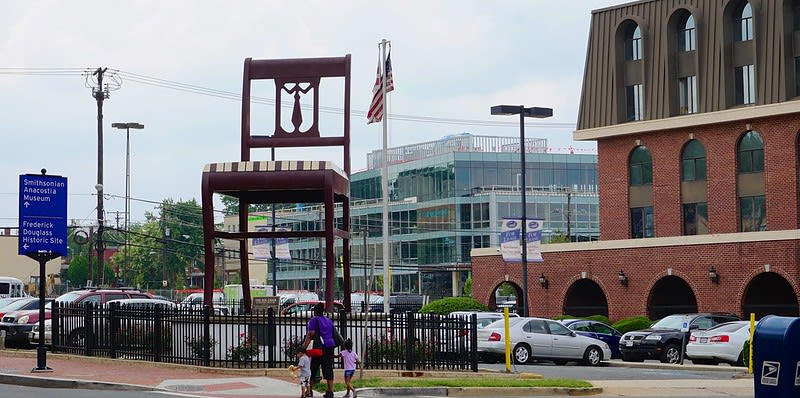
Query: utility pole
92 67 108 287
161 206 170 289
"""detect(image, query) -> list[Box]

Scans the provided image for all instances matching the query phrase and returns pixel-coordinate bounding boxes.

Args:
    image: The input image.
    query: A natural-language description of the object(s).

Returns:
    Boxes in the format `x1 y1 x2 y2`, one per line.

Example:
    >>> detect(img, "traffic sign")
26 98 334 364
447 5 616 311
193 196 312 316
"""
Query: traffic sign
18 174 68 257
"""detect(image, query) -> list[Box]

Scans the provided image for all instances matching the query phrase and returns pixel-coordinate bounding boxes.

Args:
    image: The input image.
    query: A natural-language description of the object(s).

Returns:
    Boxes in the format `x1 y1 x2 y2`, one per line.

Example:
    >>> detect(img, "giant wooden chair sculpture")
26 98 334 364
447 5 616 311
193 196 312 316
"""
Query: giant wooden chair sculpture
201 55 352 313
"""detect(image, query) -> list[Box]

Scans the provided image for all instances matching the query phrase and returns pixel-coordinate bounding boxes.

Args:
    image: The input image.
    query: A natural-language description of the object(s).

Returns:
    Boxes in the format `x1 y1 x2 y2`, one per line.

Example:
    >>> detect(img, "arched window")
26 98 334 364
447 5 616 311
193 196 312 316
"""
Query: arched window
681 140 708 235
629 146 653 185
681 140 706 181
679 14 696 52
737 130 765 232
626 24 643 61
736 2 754 41
737 130 764 172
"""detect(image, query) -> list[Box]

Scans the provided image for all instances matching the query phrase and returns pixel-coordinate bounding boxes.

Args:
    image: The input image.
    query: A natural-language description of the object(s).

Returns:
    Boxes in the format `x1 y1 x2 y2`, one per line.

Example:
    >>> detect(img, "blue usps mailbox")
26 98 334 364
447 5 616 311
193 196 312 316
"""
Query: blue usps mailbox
753 315 800 397
18 173 68 257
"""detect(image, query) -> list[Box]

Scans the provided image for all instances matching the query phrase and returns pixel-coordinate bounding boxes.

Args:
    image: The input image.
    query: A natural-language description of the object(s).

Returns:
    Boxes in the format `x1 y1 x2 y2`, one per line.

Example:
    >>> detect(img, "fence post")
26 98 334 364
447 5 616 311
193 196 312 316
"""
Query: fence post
51 302 60 349
470 313 478 372
339 309 348 339
405 312 414 371
84 302 93 356
267 307 275 368
203 305 211 367
109 302 118 359
153 306 163 362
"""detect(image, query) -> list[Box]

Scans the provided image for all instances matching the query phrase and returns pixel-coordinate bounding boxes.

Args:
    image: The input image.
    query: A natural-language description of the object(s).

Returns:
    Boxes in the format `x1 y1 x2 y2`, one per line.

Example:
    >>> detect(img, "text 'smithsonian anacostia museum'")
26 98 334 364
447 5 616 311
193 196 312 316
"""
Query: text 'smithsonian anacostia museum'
473 0 800 321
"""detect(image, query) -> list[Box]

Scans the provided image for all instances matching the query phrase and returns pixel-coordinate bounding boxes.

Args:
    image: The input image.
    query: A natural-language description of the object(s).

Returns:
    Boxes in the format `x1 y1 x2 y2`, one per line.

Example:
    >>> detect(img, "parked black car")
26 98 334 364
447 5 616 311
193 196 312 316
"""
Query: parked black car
619 313 740 364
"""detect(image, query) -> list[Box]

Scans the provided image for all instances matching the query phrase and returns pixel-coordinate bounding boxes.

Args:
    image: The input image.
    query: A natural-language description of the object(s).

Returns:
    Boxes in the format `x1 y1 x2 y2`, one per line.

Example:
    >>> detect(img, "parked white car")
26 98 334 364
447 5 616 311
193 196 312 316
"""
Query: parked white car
29 319 51 346
687 320 755 366
477 317 611 366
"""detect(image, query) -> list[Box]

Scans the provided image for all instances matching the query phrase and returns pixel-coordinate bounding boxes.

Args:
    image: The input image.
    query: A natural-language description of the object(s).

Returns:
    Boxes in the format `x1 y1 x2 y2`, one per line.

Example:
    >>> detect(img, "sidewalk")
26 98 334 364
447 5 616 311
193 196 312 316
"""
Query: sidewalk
0 349 755 397
0 350 300 398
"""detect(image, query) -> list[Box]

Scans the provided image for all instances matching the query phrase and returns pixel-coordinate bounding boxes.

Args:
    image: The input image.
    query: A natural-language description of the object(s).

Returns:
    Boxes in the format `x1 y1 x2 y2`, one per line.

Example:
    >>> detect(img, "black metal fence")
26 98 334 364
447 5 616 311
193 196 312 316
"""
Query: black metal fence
50 303 478 372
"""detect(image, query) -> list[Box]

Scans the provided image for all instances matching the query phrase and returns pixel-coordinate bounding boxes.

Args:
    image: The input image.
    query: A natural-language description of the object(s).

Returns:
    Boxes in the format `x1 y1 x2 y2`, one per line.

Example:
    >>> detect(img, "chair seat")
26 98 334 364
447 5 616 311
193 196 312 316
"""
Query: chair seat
204 160 347 179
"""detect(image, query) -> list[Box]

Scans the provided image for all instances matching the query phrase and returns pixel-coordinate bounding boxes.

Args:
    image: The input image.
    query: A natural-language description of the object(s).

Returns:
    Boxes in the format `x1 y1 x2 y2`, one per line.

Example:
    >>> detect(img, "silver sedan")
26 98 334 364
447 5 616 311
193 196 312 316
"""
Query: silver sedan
477 317 611 366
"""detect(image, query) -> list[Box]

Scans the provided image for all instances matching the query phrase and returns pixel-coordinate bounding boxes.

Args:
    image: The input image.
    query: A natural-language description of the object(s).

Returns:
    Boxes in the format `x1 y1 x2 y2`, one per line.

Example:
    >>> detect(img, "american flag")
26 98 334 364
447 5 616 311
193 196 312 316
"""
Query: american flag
367 51 394 124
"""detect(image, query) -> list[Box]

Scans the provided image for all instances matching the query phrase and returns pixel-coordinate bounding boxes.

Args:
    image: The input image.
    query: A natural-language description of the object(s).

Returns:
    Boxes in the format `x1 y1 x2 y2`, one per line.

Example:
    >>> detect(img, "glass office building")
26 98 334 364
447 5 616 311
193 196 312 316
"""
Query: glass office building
222 133 598 299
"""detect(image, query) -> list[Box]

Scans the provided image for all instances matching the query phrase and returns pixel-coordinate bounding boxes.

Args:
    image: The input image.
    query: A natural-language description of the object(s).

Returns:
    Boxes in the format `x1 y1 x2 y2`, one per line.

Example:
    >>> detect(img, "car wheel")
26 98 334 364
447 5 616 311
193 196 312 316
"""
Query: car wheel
513 344 531 364
660 344 681 364
735 351 746 367
583 346 603 366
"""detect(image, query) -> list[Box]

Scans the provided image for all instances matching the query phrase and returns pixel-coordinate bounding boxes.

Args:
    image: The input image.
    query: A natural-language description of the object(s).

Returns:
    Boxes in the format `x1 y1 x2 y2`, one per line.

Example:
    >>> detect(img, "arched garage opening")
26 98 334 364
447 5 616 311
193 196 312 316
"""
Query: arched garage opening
489 281 522 313
648 276 697 320
742 272 799 319
563 279 608 317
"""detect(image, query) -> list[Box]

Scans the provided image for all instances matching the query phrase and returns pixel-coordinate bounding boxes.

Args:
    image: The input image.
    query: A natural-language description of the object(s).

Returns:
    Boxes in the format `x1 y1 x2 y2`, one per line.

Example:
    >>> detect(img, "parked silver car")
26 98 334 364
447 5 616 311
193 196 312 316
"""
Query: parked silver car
477 317 611 366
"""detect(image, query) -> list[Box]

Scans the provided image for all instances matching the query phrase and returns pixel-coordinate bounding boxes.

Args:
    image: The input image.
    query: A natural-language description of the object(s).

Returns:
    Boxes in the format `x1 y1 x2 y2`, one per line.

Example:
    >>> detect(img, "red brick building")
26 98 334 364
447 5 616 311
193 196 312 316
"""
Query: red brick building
473 0 800 321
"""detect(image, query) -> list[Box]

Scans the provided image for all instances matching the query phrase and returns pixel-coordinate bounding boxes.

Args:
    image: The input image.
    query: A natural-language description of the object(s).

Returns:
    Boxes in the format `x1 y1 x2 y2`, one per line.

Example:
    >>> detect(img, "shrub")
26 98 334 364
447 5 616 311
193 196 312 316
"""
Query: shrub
283 335 305 360
227 332 261 361
551 314 576 321
612 316 653 334
418 297 488 315
185 335 217 360
365 333 437 364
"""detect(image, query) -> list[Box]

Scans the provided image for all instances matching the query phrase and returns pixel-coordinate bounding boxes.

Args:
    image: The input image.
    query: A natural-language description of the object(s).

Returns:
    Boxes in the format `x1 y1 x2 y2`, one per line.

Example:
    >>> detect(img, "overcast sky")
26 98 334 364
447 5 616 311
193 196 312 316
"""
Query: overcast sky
1 0 620 228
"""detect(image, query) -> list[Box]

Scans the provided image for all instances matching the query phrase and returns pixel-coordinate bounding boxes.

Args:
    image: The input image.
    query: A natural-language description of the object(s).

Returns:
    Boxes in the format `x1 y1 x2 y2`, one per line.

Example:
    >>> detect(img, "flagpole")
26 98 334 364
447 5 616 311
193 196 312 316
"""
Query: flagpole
379 38 391 314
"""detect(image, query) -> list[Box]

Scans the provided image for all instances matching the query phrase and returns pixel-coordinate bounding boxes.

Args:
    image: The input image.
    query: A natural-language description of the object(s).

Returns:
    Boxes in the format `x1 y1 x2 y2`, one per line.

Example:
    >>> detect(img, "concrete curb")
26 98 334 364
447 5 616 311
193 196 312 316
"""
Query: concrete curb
358 386 603 396
0 373 159 392
605 360 749 373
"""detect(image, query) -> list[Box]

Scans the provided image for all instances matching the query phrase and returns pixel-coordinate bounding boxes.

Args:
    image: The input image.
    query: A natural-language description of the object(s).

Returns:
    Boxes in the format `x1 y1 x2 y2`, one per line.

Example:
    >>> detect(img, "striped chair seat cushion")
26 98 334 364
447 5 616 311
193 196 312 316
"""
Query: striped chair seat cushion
204 161 347 179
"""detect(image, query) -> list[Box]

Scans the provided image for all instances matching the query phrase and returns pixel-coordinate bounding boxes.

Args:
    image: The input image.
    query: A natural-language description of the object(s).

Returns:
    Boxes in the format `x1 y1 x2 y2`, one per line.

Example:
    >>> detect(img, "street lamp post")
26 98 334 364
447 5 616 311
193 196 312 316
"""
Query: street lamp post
490 105 553 317
111 122 144 286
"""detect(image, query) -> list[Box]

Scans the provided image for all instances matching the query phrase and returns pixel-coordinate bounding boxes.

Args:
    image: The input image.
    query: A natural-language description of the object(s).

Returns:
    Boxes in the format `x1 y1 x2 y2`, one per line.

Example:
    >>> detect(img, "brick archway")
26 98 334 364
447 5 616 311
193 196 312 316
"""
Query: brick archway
742 272 799 319
563 279 609 317
647 275 697 319
489 281 522 313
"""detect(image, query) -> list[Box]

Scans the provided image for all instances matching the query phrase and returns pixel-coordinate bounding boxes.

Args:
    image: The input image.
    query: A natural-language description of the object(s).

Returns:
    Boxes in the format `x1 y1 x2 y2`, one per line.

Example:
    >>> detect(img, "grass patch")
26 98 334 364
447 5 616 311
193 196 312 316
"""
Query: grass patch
312 377 591 392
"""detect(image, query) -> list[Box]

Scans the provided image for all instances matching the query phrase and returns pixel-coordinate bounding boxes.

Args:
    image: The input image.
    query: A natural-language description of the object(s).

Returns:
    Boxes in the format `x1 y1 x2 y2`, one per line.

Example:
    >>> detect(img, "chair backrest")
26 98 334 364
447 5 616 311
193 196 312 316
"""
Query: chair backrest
240 55 351 176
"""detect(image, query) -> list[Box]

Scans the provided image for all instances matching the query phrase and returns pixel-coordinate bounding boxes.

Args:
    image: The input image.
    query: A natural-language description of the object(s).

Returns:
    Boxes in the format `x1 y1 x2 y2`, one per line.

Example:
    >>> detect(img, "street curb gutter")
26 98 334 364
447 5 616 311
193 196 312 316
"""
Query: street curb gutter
358 387 604 396
0 374 159 392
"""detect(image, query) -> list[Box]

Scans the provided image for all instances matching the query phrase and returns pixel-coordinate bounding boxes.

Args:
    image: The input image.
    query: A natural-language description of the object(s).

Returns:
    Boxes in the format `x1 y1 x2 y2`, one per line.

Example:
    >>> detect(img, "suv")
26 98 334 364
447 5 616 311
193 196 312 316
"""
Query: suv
619 313 740 364
42 288 152 346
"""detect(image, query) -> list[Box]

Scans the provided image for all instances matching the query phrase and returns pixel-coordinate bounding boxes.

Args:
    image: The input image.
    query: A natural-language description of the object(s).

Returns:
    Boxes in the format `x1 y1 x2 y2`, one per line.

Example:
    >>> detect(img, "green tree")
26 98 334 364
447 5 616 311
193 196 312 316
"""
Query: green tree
547 230 571 243
219 195 273 215
462 276 473 297
114 198 206 290
497 282 516 296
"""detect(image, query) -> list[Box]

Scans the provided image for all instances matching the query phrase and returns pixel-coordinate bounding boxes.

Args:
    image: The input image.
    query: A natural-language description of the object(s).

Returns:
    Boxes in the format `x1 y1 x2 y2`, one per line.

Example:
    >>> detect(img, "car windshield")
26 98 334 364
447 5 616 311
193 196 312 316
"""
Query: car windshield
55 292 83 303
0 298 20 309
2 299 35 311
486 317 525 329
651 315 693 329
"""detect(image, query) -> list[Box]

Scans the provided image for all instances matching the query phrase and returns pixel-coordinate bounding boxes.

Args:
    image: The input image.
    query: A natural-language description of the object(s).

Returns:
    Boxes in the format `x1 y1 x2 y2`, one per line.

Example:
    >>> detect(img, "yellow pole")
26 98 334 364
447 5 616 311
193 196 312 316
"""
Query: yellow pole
748 313 755 374
504 307 511 372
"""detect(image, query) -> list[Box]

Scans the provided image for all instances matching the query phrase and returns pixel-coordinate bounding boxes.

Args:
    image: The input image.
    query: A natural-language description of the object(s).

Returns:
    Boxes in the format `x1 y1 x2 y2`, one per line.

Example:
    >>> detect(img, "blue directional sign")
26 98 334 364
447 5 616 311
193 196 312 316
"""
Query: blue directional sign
18 174 68 257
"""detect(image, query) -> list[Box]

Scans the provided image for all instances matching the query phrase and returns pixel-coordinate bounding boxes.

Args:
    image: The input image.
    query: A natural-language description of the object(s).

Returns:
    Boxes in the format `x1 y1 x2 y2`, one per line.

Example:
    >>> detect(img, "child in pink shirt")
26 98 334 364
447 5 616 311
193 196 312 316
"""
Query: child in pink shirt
337 338 361 398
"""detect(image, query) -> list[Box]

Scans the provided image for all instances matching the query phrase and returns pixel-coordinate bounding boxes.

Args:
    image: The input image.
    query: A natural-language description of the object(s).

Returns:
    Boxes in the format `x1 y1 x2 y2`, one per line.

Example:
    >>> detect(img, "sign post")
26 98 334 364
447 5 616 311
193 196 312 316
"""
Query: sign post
18 170 67 373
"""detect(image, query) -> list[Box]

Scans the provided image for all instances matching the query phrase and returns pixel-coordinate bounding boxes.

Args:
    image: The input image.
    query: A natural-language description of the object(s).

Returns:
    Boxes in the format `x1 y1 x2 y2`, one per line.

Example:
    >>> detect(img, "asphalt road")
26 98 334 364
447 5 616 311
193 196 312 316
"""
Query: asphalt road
0 385 176 398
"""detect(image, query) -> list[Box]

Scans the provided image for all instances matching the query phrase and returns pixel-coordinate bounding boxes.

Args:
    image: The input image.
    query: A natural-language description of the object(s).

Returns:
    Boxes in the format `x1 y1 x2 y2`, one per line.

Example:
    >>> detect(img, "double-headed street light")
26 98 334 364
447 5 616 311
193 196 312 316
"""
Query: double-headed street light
490 105 553 317
112 122 144 285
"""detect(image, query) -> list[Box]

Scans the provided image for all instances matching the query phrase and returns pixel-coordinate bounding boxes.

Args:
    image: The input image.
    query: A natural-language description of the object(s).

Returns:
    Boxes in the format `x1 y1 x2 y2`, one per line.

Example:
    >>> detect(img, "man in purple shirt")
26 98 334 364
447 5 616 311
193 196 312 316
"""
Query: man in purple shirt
302 303 335 398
